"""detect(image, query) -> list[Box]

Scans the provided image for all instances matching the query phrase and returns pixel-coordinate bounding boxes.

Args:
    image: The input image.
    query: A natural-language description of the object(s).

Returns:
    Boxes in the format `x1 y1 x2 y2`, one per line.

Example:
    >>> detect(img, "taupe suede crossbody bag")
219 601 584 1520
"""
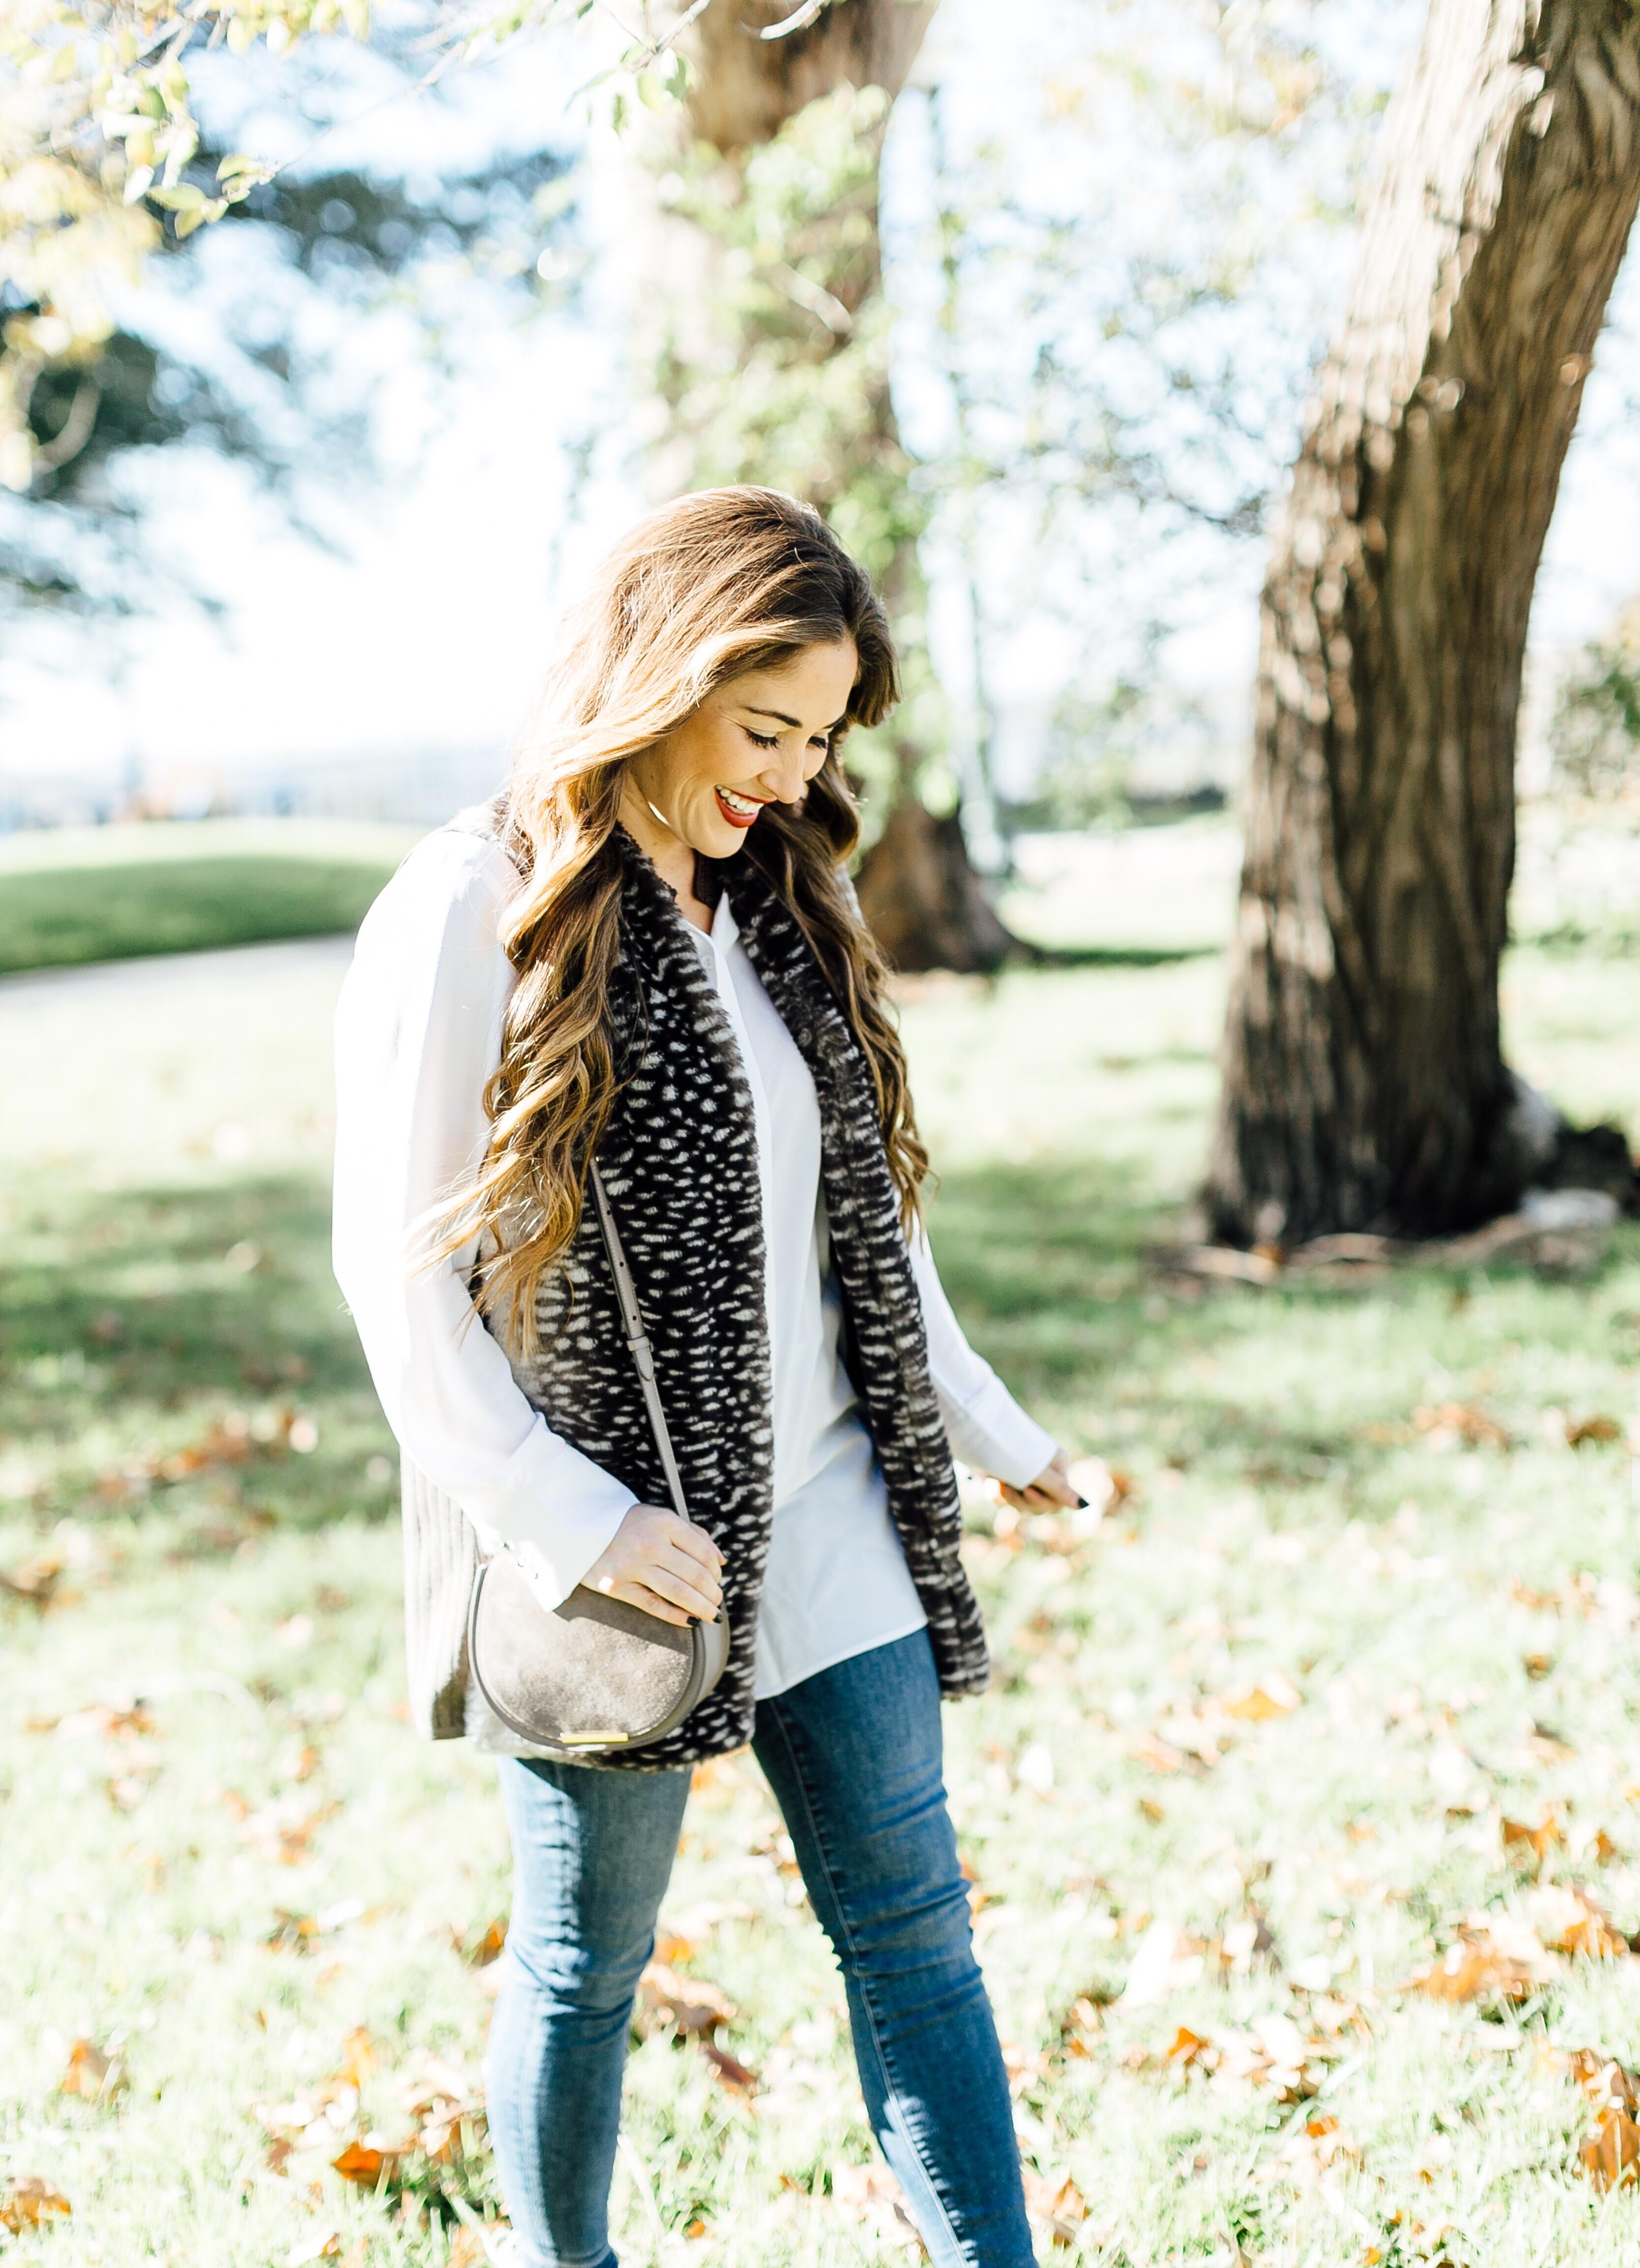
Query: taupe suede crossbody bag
466 1165 731 1757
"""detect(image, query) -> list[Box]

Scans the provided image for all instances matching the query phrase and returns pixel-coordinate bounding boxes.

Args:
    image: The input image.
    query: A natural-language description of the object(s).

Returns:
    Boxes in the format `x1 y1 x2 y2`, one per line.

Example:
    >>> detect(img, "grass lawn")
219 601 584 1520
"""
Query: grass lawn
0 823 416 977
2 901 1640 2266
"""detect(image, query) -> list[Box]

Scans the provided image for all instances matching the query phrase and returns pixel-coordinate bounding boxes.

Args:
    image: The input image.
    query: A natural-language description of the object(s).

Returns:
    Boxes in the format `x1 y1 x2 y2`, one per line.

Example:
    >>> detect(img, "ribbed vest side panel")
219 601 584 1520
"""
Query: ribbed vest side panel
401 1458 478 1741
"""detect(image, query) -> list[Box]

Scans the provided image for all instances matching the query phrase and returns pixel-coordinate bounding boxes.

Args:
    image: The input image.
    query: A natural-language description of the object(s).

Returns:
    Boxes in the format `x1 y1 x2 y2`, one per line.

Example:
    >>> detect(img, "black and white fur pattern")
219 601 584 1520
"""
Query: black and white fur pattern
505 828 989 1769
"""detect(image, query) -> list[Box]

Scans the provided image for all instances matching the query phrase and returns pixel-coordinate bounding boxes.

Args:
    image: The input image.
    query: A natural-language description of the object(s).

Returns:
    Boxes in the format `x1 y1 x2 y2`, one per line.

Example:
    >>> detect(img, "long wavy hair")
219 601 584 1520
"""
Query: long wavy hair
435 486 928 1354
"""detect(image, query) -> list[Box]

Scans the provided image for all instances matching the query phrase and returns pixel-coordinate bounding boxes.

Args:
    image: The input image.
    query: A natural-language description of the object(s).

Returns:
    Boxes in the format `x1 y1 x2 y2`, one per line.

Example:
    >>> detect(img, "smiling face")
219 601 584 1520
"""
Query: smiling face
623 638 859 864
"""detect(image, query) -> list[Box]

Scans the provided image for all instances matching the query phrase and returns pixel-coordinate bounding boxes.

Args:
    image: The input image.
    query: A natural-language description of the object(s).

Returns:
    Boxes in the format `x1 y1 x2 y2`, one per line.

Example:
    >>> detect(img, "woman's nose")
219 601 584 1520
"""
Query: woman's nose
764 749 809 803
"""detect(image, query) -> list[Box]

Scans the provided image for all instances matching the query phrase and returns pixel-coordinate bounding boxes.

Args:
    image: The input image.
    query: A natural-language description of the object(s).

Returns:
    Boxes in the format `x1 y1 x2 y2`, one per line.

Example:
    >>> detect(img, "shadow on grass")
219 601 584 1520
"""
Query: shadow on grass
0 1173 391 1538
0 855 395 976
1014 940 1223 969
927 1150 1640 1500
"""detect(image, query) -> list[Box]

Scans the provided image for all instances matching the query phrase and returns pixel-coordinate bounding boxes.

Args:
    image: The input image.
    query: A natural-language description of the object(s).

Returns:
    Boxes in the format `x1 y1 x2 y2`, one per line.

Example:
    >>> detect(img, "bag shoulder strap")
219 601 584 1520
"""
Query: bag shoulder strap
588 1164 693 1525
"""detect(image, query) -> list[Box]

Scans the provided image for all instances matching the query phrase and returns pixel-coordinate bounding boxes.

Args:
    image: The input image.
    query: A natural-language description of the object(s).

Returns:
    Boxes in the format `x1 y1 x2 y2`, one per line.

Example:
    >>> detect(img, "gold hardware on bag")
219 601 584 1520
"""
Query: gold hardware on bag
559 1731 631 1745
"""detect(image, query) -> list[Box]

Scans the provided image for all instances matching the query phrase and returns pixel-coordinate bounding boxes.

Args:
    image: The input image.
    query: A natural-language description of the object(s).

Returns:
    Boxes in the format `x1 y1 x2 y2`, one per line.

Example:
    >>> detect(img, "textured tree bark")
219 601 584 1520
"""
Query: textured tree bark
854 792 1014 972
686 0 935 154
1205 0 1640 1247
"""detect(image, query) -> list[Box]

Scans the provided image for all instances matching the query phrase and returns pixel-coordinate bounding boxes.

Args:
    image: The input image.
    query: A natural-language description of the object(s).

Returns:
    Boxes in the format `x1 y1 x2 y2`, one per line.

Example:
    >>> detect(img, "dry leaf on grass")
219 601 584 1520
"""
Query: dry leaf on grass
284 2233 340 2266
0 2176 71 2232
335 2027 379 2086
1567 1413 1623 1448
261 2041 488 2195
1296 2112 1360 2171
959 1855 994 1916
239 1795 340 1865
1527 1720 1577 1762
830 2163 924 2251
1414 1401 1511 1449
700 2040 759 2091
1558 2050 1640 2191
1529 1884 1631 1959
463 1917 508 1967
1060 1995 1107 2054
1212 2013 1318 2101
1121 1919 1207 2004
60 2037 125 2100
636 1961 756 2089
1402 1915 1556 2001
0 1554 65 1607
1220 1916 1276 1972
1583 2109 1640 2195
1166 2026 1213 2071
1502 1815 1562 1867
1022 2170 1087 2246
1222 1673 1302 1722
637 1962 735 2036
1153 1707 1234 1766
266 1909 323 1951
332 2135 415 2185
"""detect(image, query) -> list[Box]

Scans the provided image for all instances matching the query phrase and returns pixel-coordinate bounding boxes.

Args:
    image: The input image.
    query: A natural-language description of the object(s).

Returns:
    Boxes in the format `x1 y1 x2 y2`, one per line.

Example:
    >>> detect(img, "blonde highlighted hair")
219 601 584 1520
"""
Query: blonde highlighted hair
443 485 928 1351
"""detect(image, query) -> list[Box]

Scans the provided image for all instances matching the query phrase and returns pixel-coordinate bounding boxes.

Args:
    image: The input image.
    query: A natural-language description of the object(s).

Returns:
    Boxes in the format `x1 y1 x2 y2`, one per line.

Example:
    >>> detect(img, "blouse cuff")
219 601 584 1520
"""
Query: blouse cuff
940 1376 1059 1491
462 1416 637 1609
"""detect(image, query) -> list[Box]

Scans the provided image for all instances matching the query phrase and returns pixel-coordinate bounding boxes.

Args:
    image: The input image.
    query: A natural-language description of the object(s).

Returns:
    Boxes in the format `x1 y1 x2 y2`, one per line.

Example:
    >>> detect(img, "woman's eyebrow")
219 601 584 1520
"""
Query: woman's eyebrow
742 706 848 734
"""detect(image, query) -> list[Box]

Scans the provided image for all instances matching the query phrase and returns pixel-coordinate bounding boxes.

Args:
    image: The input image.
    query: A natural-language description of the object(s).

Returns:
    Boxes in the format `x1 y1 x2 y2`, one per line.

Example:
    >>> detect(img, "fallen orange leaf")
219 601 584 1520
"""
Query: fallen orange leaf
1022 2170 1087 2245
700 2039 759 2091
0 2176 71 2232
1403 1917 1555 2001
830 2163 923 2249
1502 1815 1561 1866
266 1910 322 1951
464 1917 508 1967
1567 1413 1622 1448
59 2038 124 2101
1583 2105 1640 2191
332 2136 411 2185
1531 1885 1630 1959
0 1555 64 1606
1223 1673 1302 1722
638 1962 735 2036
1415 1401 1510 1448
334 2026 378 2086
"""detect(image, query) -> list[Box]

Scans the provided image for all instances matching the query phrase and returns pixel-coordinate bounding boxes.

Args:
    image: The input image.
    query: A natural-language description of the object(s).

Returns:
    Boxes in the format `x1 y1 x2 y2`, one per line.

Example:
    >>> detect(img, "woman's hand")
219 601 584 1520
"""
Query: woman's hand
583 1504 725 1628
995 1447 1083 1515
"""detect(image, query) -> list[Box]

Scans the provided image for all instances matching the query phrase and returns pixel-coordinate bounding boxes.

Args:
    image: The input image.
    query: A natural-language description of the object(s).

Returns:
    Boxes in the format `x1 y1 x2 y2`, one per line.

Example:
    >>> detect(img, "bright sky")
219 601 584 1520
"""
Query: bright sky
2 0 1638 803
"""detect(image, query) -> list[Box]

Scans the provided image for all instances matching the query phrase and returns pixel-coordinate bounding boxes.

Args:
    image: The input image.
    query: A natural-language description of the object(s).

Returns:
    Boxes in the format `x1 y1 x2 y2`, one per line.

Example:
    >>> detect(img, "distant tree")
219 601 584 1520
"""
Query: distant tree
1551 595 1640 799
3 101 570 612
0 0 654 609
1205 0 1640 1248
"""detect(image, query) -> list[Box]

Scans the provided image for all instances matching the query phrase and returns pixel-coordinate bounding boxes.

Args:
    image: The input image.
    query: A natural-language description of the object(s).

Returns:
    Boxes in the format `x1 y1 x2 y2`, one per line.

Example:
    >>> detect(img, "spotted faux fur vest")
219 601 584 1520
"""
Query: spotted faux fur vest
400 823 989 1767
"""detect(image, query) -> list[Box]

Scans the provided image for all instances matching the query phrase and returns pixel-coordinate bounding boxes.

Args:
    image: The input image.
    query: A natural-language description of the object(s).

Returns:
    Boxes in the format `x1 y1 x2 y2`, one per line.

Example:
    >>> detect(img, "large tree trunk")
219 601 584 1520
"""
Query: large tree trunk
687 0 934 154
653 0 1009 971
1205 0 1640 1248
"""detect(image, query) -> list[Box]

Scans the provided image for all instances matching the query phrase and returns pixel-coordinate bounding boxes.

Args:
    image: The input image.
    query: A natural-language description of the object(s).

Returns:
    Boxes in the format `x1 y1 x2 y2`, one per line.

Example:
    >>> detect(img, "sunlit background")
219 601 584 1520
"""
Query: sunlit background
6 0 1639 833
6 6 1640 2263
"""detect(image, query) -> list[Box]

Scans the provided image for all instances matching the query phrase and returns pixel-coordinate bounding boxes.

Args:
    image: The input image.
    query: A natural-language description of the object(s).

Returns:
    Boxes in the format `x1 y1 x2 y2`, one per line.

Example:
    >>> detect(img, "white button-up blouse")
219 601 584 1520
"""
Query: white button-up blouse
332 825 1056 1706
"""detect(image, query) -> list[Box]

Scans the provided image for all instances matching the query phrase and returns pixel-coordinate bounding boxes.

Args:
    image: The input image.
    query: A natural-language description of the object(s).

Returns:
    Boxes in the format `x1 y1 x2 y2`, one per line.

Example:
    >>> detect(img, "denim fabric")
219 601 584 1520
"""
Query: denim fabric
484 1631 1033 2268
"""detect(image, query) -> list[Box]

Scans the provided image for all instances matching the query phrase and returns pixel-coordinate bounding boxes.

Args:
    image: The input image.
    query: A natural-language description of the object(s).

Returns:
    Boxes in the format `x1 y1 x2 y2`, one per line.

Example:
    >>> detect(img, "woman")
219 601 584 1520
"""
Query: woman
333 486 1079 2268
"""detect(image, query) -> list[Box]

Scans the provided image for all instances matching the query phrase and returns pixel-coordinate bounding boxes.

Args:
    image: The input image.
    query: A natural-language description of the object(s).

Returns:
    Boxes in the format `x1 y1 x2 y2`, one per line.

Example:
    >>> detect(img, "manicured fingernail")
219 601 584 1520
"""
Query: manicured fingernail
1074 1494 1089 1510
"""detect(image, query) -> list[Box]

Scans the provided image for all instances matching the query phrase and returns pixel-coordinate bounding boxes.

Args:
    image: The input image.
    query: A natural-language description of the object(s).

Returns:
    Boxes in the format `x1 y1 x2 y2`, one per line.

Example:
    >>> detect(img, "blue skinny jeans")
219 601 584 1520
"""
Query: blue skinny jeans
484 1629 1033 2268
